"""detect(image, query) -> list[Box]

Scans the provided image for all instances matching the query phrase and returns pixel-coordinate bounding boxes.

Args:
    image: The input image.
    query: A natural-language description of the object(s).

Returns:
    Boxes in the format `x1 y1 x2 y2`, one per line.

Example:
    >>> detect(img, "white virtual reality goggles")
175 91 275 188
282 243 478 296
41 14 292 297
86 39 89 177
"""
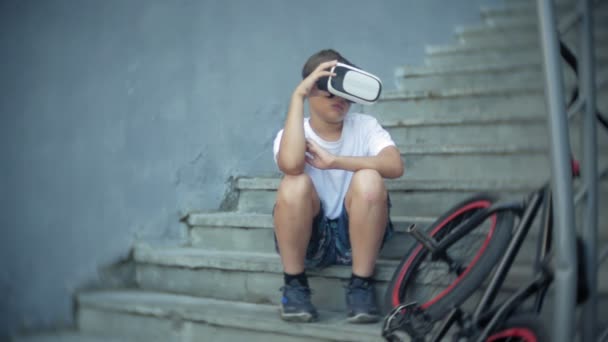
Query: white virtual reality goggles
316 62 382 105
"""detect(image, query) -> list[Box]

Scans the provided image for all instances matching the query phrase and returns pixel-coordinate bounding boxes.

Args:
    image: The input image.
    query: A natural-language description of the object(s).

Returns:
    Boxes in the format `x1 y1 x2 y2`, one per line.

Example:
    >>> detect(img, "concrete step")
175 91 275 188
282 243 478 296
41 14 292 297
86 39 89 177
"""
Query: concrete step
481 6 608 28
425 40 538 55
77 290 608 342
235 177 542 215
133 246 396 313
395 60 608 92
374 109 547 128
132 246 608 314
453 17 608 45
231 175 608 222
185 211 608 262
444 27 607 52
483 15 557 27
400 144 598 182
426 36 553 55
480 0 575 18
457 11 608 42
234 176 608 217
384 115 608 148
372 81 608 121
187 211 431 256
424 44 608 67
464 6 608 33
77 290 386 342
480 1 602 23
397 62 563 92
372 86 546 117
11 332 126 342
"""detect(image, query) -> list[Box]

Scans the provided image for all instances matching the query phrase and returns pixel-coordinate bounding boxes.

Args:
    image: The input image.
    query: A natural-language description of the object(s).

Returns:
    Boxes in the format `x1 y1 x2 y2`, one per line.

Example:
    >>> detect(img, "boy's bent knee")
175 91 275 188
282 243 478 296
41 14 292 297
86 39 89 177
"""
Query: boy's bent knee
353 169 383 182
349 170 386 202
276 174 318 205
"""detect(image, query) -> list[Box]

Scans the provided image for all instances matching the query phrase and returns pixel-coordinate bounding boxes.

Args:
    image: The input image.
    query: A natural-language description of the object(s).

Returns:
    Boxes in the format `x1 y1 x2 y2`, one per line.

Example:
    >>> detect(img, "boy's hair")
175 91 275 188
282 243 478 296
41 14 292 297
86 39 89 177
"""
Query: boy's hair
301 49 354 79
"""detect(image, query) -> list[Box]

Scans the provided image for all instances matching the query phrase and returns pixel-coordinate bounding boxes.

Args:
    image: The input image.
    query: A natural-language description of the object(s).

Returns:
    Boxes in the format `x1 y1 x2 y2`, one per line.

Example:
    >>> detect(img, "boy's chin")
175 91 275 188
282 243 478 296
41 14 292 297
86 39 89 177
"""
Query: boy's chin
312 110 347 123
326 111 347 123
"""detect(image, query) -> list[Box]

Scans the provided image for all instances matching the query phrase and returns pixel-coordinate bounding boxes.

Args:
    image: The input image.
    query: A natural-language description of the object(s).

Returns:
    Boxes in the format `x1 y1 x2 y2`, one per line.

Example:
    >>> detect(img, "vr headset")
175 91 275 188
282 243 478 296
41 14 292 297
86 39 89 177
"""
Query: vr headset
316 62 382 105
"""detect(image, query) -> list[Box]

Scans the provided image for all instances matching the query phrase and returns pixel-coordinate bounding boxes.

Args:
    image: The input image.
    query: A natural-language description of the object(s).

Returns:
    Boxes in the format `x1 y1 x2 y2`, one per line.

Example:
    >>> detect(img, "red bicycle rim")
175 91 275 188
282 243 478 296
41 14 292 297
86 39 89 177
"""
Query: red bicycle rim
390 200 497 308
487 328 538 341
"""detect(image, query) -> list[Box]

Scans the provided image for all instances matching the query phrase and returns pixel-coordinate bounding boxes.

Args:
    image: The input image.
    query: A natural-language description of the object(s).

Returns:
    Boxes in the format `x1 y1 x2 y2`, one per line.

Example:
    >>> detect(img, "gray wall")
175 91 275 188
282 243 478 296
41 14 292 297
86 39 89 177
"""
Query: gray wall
0 0 500 336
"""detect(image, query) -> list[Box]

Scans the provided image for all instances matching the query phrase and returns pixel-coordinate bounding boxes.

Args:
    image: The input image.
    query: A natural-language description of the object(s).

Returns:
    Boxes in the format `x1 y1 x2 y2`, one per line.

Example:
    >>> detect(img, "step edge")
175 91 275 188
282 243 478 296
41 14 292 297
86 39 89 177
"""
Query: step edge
380 85 543 101
77 290 381 341
425 43 608 57
187 211 436 229
236 177 544 191
133 246 608 292
395 61 540 78
133 245 399 280
381 115 546 127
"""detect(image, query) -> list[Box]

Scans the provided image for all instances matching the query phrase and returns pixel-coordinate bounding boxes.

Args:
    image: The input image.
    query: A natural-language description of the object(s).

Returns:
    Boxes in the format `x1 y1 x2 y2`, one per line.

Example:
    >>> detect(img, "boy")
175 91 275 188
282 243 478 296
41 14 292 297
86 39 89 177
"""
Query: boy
272 49 404 323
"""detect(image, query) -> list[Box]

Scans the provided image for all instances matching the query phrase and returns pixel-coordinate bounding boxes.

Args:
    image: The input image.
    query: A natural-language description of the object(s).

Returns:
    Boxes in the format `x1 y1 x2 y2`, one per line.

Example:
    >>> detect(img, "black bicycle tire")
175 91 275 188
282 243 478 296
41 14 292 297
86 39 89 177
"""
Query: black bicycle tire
385 193 515 322
486 313 549 342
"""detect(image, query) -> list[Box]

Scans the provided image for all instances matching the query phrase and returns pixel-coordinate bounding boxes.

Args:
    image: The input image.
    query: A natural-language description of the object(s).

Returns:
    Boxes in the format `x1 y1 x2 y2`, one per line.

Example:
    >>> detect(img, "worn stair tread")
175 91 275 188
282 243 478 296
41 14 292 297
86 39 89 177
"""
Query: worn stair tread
11 332 127 342
424 42 608 57
425 41 538 55
455 22 537 36
381 113 546 127
185 211 608 249
186 211 435 231
234 177 542 192
480 2 580 18
454 18 608 36
384 68 608 100
273 143 549 157
395 64 608 87
483 10 608 27
456 30 608 45
381 85 543 100
395 61 541 78
77 290 386 342
133 245 608 293
457 23 608 38
400 144 548 155
395 61 608 80
375 109 549 127
134 245 398 281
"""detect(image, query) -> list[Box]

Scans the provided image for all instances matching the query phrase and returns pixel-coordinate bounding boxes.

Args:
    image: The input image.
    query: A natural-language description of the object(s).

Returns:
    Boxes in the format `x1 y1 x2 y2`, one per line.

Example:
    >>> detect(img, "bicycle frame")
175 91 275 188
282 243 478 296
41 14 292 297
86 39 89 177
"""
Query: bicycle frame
405 184 556 342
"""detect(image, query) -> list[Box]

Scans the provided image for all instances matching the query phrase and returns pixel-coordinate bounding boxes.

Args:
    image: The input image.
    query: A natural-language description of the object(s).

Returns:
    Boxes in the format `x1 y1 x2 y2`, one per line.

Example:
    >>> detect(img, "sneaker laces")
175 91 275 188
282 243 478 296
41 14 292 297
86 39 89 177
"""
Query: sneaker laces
279 283 314 303
345 280 375 305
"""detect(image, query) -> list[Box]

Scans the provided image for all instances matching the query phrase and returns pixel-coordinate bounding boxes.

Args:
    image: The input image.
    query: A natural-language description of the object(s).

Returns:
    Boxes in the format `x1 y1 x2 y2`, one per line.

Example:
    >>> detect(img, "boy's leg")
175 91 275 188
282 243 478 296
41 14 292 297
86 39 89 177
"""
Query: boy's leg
344 169 388 277
274 174 321 322
343 169 388 323
273 174 321 274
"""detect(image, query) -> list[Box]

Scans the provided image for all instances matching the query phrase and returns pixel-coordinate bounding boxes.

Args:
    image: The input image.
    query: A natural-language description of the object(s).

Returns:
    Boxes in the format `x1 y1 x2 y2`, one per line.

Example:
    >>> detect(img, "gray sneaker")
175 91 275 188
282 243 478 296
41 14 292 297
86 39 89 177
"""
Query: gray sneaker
345 278 380 323
279 280 318 322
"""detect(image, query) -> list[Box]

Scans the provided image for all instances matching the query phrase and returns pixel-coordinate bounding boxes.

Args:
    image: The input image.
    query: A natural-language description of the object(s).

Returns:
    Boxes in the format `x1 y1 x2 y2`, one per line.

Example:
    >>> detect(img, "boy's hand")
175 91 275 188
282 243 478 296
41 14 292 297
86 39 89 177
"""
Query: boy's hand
294 60 338 98
305 139 336 169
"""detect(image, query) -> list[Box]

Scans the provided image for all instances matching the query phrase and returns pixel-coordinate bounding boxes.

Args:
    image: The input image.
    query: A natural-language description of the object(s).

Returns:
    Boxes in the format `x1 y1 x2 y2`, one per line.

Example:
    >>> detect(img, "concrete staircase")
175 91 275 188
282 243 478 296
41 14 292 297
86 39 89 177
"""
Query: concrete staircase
13 1 608 341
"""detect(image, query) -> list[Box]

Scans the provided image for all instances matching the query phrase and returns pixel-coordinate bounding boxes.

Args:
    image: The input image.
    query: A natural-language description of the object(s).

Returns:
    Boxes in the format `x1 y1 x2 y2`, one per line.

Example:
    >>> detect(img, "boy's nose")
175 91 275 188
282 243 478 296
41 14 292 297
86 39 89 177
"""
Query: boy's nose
334 96 348 104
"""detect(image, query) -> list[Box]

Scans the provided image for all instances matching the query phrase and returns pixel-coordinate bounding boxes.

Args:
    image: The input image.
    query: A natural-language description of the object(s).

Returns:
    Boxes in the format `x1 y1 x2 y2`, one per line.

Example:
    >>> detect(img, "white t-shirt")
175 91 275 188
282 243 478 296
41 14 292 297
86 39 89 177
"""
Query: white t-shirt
273 113 396 219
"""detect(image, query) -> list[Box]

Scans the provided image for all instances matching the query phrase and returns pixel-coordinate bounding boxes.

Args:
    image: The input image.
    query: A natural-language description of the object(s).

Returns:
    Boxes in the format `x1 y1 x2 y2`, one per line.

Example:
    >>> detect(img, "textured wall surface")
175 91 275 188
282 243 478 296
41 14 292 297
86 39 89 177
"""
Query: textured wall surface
0 0 500 336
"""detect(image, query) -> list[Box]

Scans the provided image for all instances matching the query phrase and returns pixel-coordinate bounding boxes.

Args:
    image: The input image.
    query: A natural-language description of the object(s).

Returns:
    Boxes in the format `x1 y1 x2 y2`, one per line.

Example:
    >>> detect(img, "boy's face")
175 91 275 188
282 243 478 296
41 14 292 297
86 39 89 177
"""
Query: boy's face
308 85 351 124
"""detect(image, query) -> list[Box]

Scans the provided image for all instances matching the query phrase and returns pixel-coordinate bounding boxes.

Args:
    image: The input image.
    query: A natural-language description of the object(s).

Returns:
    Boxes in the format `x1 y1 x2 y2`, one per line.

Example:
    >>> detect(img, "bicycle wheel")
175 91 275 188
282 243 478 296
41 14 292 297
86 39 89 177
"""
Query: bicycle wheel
486 313 549 341
385 193 515 322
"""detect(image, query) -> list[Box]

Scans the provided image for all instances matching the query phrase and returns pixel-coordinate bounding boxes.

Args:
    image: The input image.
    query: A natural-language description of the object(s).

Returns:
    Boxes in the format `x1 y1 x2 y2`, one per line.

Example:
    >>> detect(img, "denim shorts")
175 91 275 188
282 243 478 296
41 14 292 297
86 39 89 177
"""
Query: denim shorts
273 197 394 269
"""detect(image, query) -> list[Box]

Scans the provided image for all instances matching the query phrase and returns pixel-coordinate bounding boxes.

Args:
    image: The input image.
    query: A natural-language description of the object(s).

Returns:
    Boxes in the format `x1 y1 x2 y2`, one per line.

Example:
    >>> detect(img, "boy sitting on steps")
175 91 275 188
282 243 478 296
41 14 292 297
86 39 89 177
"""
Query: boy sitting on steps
272 49 404 323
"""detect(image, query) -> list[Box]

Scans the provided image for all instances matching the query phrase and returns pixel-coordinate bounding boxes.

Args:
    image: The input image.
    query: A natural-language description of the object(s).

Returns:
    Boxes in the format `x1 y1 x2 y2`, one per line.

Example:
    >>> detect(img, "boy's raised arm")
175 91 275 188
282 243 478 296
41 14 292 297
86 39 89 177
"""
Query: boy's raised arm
277 60 337 175
276 92 307 175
